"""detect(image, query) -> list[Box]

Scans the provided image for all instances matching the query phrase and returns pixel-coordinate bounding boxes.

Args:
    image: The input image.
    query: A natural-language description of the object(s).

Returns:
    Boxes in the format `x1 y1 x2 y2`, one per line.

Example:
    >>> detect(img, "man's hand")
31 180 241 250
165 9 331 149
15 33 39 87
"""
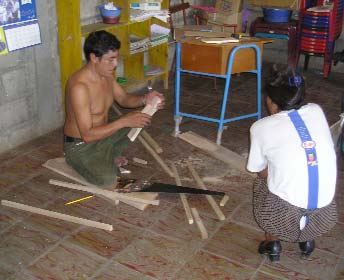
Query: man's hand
145 90 165 110
121 111 152 128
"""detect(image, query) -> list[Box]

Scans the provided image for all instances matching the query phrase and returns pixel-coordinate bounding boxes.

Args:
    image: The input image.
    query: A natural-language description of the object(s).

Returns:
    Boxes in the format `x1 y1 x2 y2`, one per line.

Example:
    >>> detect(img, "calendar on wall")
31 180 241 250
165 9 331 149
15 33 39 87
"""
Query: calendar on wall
0 0 40 56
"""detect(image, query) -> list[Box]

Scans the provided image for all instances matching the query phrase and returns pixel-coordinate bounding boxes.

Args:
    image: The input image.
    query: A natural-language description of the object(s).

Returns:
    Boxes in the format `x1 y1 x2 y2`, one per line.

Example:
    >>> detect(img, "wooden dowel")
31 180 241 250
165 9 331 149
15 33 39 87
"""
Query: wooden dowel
49 179 159 206
191 207 208 239
1 200 113 231
186 161 225 221
138 136 174 178
171 163 193 224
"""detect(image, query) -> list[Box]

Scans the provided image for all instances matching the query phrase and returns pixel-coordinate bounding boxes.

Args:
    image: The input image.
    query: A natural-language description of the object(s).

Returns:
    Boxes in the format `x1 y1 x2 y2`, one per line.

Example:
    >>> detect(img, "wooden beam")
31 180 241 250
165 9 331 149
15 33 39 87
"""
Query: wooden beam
112 103 163 153
127 96 161 142
138 136 174 178
186 161 225 221
179 131 254 177
49 179 159 206
191 207 208 239
171 163 193 224
1 200 113 231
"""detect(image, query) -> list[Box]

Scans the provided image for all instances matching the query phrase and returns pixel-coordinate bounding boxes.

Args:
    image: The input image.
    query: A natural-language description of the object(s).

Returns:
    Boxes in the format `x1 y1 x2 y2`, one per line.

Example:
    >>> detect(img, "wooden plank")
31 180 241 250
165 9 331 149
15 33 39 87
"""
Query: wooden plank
43 158 93 186
127 96 161 141
186 161 225 221
49 179 159 206
1 200 113 231
179 131 254 177
171 163 193 225
138 136 174 178
112 104 163 153
191 208 208 239
43 158 157 210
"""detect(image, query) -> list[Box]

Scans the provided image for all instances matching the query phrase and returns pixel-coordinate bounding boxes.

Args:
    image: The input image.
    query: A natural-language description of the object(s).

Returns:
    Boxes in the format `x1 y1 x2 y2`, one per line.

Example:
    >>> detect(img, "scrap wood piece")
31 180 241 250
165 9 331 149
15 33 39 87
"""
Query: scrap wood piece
186 161 225 221
171 163 193 225
178 131 254 177
112 104 163 154
1 200 113 231
138 136 174 178
127 96 161 142
191 207 208 239
49 179 159 206
133 157 148 165
43 158 155 211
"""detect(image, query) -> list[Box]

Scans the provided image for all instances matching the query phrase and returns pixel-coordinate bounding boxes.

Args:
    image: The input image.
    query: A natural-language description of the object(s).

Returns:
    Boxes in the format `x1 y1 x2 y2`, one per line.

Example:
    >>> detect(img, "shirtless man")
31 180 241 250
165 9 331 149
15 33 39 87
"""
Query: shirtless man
63 30 165 187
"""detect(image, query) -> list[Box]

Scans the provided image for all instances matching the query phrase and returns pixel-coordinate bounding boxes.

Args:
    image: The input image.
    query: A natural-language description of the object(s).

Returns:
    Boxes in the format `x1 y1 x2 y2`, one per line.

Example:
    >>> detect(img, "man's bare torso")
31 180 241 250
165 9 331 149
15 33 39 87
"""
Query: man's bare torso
64 65 114 138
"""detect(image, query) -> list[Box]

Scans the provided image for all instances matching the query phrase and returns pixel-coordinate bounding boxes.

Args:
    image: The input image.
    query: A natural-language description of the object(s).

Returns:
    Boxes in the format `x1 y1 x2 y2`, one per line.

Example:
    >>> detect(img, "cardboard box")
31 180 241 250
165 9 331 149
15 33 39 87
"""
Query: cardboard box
215 0 243 14
200 11 242 32
249 0 299 10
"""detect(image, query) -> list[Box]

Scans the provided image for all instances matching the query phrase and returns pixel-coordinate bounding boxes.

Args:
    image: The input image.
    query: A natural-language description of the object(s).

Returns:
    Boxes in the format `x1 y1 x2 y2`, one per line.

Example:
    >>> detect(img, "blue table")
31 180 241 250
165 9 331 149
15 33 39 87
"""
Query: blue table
174 35 270 145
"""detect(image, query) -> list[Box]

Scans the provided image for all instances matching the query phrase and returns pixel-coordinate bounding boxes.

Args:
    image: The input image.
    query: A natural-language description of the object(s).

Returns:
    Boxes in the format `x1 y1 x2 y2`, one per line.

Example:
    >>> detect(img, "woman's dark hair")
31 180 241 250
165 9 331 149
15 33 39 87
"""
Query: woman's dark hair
83 30 121 62
266 67 306 111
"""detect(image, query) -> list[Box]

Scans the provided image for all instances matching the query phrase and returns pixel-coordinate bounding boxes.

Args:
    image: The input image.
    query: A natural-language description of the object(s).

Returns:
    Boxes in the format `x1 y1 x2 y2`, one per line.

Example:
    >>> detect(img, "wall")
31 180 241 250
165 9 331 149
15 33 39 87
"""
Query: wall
0 0 63 154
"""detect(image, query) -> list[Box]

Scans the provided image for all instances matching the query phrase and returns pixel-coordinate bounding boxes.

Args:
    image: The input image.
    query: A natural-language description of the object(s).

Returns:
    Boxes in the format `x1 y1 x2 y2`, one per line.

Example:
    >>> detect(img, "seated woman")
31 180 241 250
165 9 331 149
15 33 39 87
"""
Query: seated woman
247 68 337 262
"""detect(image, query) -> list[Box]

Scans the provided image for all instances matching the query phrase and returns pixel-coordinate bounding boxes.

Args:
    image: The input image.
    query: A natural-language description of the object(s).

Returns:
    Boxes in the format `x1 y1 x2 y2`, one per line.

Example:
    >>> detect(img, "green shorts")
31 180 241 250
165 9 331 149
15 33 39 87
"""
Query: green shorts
64 128 131 188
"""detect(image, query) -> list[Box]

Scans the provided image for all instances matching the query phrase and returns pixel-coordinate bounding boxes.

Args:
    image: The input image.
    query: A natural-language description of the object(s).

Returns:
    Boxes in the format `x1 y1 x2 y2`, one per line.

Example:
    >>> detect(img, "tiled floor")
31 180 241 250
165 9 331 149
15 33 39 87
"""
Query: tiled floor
0 65 343 280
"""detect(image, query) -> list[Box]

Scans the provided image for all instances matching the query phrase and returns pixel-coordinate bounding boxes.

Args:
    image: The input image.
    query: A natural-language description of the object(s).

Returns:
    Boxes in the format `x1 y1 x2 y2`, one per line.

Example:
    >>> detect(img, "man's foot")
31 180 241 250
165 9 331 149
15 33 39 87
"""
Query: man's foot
258 240 282 263
115 156 128 167
299 240 315 259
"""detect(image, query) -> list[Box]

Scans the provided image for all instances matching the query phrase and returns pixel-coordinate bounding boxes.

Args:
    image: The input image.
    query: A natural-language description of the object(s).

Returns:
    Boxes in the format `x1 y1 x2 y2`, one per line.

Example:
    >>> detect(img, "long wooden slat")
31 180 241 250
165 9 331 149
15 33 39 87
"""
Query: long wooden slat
141 131 163 154
49 179 159 206
191 207 208 239
171 163 193 224
1 200 113 231
179 131 254 177
186 161 225 221
138 136 174 178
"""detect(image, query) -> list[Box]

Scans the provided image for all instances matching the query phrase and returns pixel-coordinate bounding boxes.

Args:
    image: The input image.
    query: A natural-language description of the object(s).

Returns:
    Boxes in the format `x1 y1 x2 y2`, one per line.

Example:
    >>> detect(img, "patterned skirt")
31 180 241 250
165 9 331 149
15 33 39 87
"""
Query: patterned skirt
253 178 337 242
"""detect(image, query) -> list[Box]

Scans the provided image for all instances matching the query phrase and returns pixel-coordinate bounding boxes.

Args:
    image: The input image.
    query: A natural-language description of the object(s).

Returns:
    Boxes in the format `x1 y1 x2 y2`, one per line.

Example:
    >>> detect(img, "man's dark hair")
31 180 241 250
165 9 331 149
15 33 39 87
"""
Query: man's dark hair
83 30 121 62
266 68 306 111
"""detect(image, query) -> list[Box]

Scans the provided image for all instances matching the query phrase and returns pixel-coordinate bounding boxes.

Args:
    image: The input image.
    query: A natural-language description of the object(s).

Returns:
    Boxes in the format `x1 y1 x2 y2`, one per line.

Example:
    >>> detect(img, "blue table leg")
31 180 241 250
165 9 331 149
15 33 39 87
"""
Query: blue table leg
174 42 182 137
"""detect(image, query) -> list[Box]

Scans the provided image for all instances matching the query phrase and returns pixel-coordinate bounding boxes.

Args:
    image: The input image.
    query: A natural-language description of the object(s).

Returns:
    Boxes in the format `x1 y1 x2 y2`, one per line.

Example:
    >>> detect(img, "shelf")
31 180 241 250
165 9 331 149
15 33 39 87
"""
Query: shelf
57 0 169 104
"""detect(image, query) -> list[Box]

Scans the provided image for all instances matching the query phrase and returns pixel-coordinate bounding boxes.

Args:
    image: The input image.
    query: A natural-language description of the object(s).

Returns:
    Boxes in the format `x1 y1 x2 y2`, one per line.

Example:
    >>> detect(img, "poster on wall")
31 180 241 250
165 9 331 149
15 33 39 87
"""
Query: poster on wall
0 0 40 56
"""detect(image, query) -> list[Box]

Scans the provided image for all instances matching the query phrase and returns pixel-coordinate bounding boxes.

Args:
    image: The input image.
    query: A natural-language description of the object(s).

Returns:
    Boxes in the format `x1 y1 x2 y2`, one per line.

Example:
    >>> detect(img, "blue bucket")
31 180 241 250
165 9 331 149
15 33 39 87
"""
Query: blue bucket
263 8 292 23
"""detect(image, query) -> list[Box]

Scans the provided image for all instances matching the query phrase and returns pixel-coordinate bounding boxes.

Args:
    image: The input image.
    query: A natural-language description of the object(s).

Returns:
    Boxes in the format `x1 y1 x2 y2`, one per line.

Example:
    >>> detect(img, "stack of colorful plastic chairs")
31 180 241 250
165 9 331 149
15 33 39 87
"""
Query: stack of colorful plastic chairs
295 0 344 78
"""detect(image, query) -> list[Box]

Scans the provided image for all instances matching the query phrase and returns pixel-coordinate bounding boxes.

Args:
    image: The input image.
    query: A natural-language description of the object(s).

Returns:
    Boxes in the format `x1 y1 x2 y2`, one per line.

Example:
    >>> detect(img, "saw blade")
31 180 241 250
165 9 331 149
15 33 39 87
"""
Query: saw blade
138 182 225 196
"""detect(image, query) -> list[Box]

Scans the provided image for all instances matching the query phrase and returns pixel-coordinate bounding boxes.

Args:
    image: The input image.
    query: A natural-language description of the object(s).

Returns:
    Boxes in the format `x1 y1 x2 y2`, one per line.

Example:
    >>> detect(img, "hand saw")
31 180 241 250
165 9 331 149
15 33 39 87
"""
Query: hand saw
115 179 225 196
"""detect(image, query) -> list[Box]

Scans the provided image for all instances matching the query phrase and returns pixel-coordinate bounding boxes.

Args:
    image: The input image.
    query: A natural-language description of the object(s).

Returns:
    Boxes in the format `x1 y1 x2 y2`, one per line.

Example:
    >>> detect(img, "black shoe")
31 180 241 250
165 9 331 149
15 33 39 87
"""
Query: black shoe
299 240 315 259
258 240 282 262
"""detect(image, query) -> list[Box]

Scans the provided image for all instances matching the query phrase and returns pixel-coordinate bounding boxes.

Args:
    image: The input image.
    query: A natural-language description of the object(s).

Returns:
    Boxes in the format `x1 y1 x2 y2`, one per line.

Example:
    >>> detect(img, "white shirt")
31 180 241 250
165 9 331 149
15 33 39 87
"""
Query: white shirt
247 103 336 208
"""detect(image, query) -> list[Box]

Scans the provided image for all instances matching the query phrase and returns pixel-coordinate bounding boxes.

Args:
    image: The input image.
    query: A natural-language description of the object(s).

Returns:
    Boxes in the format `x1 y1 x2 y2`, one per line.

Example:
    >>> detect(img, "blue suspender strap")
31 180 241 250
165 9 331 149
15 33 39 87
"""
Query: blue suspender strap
288 110 319 210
